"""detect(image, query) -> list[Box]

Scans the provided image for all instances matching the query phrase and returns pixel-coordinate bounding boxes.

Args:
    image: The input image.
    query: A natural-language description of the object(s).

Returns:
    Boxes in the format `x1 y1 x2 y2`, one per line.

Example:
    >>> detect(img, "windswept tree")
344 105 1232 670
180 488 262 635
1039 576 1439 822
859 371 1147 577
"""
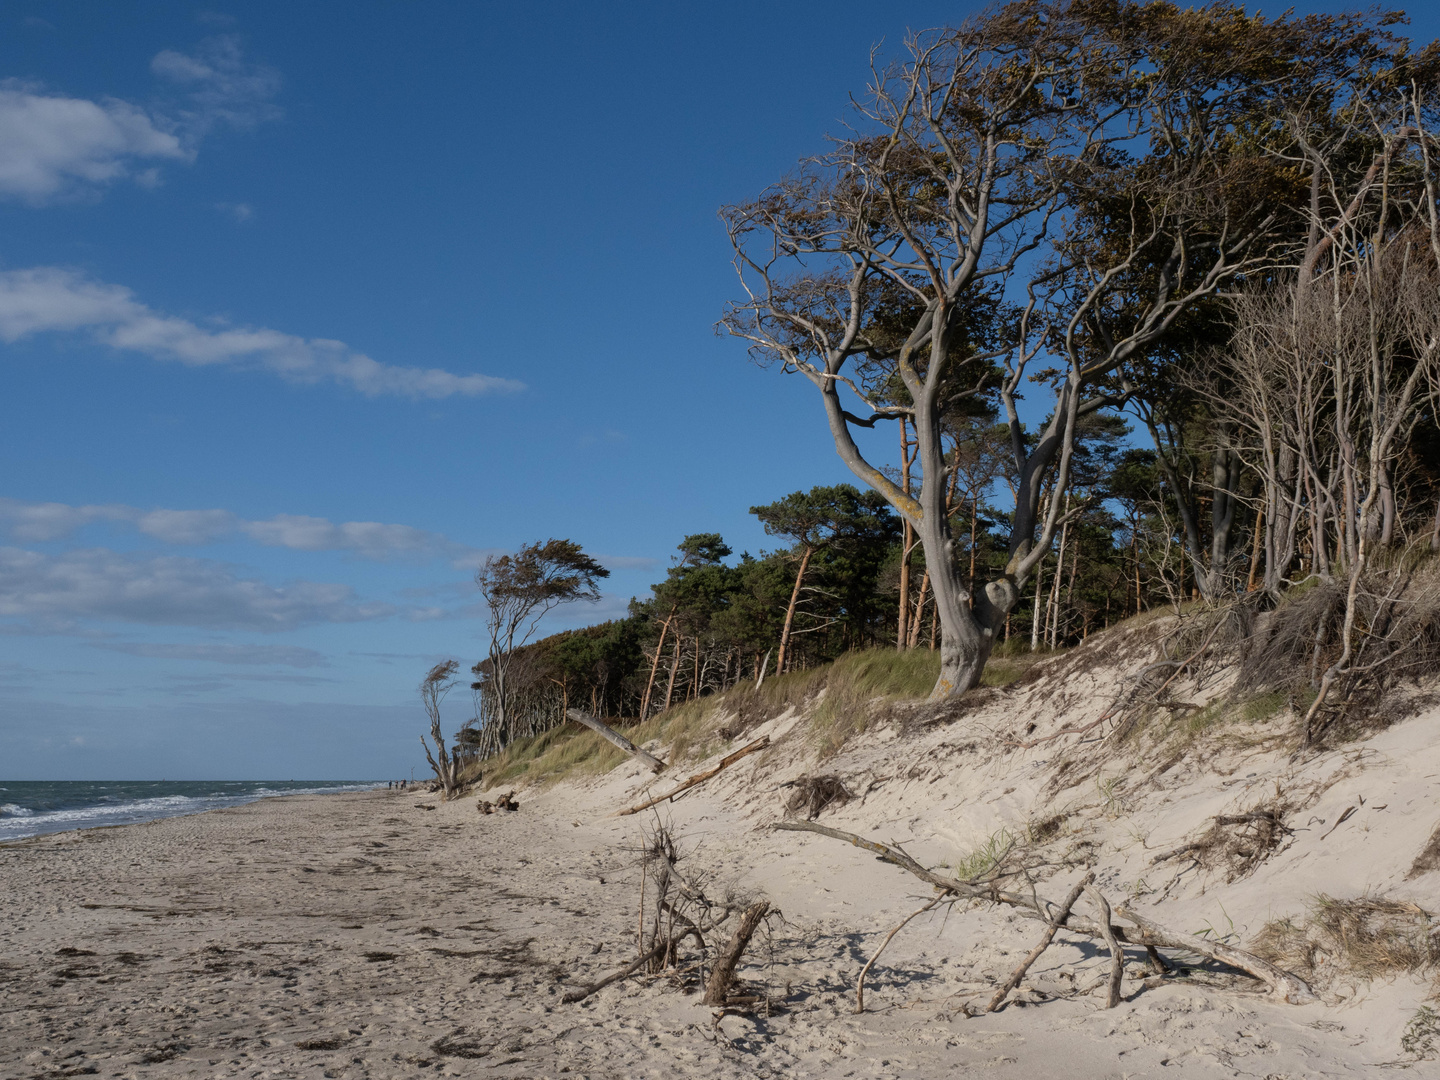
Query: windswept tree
720 1 1356 696
419 659 462 800
751 484 896 673
472 539 609 749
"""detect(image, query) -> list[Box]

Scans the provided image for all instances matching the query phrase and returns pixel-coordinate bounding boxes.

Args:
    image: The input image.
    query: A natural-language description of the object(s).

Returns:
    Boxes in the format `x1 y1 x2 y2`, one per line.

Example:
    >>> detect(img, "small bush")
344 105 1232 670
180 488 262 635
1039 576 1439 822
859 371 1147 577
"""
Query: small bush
949 829 1017 882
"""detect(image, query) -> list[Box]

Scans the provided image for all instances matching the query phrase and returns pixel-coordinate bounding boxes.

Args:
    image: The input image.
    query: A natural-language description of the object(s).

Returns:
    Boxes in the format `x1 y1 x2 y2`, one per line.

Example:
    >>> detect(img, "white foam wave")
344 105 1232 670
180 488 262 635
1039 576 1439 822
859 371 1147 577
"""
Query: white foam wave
0 784 381 842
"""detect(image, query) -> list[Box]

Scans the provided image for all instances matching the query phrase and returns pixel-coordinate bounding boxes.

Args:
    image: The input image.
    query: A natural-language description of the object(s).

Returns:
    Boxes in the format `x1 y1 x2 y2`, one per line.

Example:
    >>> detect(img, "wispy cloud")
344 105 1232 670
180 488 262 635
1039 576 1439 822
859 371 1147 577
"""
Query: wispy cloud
0 546 393 632
0 497 490 564
90 641 329 667
150 35 281 135
215 200 252 222
0 267 523 398
0 35 279 204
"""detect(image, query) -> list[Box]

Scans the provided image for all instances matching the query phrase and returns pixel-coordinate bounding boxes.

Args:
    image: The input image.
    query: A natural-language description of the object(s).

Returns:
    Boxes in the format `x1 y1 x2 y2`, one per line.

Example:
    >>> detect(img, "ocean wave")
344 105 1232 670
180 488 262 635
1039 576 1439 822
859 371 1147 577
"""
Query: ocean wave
0 783 382 842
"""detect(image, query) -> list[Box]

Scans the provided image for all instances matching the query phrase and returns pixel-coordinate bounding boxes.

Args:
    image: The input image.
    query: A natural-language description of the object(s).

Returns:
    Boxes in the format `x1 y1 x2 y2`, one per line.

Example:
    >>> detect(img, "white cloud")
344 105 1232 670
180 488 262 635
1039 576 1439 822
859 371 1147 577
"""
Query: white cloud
0 266 522 398
216 200 252 222
91 641 328 667
0 546 392 631
0 497 489 564
135 508 237 545
0 82 186 202
0 499 128 541
0 35 276 205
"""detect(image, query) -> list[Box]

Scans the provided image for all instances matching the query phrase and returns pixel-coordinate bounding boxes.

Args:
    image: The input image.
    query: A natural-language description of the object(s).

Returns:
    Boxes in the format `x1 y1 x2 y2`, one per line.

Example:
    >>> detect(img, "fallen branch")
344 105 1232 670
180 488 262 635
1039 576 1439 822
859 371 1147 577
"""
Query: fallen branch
987 873 1092 1012
567 709 666 773
561 928 700 1004
1085 884 1124 1008
617 736 770 817
1149 841 1203 865
857 897 944 1013
1114 903 1315 1004
703 900 770 1006
772 820 1315 1004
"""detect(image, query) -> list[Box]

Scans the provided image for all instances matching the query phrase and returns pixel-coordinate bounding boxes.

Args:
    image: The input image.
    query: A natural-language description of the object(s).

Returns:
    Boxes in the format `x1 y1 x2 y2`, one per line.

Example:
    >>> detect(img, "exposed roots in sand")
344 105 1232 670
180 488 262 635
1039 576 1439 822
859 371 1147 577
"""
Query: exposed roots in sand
560 823 782 1014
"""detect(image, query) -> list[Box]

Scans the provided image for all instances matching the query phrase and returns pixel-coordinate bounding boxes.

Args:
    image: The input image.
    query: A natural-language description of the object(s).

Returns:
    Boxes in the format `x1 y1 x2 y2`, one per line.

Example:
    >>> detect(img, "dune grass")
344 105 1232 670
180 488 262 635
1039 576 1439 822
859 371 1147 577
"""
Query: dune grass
479 645 967 786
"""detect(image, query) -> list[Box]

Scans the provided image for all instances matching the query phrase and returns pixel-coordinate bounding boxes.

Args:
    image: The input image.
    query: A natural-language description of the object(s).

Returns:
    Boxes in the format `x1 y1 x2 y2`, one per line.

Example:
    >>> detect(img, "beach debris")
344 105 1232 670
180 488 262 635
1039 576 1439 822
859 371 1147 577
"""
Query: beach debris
1085 884 1125 1008
566 708 667 773
1149 801 1292 881
1409 822 1440 879
414 803 436 811
561 928 701 1003
562 823 775 1009
773 818 1316 1004
477 792 520 814
617 735 770 817
987 873 1093 1013
784 774 853 820
295 1035 349 1051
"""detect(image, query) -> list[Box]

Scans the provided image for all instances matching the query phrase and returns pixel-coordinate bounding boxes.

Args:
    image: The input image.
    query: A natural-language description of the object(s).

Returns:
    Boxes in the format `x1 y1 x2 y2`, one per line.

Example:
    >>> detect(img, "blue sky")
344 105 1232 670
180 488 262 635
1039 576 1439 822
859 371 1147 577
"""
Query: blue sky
2 2 1435 780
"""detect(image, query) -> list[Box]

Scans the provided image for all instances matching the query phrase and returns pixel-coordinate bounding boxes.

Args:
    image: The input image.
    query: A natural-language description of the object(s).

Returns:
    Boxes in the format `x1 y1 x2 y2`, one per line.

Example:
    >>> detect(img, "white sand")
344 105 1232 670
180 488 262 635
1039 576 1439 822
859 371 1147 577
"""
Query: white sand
4 645 1438 1077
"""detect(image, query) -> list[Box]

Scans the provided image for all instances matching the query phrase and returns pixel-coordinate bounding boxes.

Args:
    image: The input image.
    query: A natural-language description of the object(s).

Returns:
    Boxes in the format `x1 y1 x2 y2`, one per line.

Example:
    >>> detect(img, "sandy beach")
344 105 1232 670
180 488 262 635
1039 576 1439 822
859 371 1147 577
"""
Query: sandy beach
4 664 1437 1080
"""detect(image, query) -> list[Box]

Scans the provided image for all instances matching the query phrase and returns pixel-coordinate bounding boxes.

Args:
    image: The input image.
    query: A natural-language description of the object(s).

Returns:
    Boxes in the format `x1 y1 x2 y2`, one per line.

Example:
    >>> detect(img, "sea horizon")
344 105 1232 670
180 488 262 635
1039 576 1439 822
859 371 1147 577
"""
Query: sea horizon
0 779 384 843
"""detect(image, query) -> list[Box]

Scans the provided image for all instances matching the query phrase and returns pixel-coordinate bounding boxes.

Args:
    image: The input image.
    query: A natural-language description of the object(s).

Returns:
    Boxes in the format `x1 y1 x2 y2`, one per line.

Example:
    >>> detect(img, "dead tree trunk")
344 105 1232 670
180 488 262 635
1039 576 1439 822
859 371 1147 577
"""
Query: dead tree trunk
703 900 770 1006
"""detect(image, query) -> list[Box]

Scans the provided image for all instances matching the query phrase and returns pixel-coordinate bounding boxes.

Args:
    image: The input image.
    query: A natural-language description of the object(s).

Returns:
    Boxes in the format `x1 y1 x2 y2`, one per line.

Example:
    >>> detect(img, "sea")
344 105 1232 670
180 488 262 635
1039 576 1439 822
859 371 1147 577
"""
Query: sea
0 780 382 843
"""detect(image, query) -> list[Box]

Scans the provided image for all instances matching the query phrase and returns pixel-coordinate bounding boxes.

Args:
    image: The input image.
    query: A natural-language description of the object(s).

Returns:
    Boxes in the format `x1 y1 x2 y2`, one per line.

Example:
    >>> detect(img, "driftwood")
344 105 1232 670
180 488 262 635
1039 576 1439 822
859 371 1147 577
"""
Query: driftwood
1113 903 1315 1003
772 820 1315 1004
566 709 666 773
857 897 944 1013
561 928 701 1004
987 873 1092 1012
618 736 770 817
703 900 770 1006
1085 884 1125 1008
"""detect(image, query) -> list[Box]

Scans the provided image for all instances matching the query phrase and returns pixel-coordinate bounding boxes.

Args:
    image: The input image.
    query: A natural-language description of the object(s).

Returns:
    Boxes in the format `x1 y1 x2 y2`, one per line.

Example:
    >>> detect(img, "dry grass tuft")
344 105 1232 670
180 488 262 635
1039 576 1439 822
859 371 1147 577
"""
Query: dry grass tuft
784 775 853 820
804 648 940 757
1252 895 1439 989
